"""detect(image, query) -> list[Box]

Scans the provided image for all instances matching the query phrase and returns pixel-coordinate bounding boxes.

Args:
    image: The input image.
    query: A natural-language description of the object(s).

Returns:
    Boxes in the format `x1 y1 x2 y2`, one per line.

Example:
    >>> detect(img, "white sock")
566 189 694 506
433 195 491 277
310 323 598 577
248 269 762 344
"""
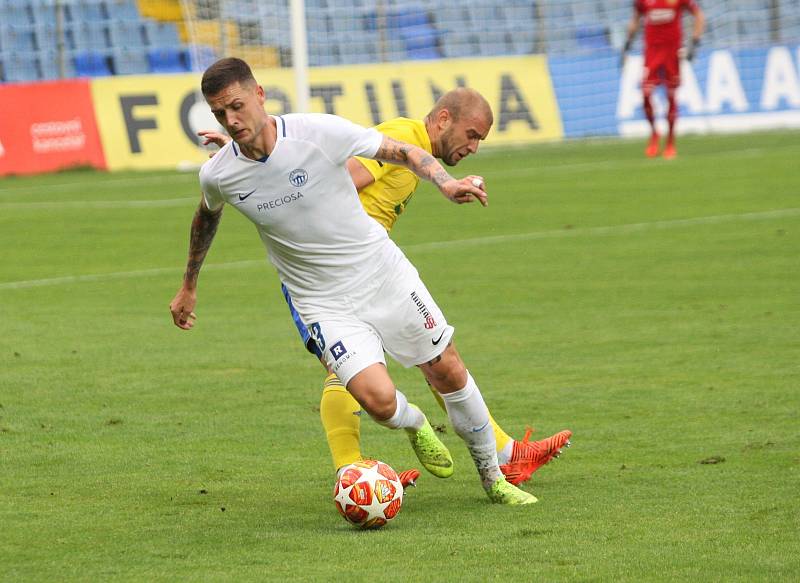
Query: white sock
374 389 424 431
440 372 502 489
497 440 515 466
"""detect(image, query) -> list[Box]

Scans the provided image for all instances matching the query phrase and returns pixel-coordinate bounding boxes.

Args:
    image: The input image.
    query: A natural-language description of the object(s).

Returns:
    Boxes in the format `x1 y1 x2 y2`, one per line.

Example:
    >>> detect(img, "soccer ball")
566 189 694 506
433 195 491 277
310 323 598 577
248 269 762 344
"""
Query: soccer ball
333 460 404 529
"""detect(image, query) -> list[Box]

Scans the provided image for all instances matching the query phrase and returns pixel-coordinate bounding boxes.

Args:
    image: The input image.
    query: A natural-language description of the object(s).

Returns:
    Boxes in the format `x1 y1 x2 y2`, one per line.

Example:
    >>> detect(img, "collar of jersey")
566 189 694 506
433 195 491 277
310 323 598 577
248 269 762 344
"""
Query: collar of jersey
231 116 286 163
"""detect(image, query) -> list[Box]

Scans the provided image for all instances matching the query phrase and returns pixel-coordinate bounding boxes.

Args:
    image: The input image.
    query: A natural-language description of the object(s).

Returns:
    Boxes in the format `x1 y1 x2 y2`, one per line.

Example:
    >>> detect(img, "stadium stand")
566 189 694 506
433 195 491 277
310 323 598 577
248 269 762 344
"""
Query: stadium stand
0 0 798 82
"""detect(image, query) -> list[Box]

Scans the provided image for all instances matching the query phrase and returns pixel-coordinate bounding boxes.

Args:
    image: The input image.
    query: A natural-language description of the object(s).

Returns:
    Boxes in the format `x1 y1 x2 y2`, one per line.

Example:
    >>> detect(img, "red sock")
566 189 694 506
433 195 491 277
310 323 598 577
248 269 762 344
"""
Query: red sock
667 91 678 143
643 92 656 132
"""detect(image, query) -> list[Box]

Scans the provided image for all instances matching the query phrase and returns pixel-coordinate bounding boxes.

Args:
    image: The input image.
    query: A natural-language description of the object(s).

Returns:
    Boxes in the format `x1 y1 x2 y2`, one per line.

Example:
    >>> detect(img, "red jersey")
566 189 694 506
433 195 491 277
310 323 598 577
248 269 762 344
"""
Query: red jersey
635 0 699 47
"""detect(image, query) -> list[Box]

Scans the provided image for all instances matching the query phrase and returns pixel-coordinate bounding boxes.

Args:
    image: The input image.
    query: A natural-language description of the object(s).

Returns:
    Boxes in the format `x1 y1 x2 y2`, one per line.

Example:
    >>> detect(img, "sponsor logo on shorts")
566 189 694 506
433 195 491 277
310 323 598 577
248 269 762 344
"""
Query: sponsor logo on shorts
410 291 436 330
289 169 308 186
330 341 348 361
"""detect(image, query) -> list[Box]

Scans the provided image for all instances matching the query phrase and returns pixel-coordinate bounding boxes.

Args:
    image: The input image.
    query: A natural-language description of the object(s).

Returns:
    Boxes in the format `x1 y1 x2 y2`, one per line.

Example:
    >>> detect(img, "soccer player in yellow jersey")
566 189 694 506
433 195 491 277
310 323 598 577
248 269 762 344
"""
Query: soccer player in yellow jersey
200 88 571 488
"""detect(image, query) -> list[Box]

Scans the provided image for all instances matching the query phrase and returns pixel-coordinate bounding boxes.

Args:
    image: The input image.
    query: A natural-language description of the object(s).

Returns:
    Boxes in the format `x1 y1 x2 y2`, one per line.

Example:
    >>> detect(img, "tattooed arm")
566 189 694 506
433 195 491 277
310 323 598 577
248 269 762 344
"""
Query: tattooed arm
374 135 488 206
169 197 223 330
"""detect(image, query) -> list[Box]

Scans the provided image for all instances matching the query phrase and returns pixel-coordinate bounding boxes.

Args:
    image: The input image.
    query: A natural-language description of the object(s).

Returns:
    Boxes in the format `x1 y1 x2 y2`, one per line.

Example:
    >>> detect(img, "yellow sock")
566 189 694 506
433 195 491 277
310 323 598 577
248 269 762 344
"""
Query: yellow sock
320 373 363 471
427 381 513 454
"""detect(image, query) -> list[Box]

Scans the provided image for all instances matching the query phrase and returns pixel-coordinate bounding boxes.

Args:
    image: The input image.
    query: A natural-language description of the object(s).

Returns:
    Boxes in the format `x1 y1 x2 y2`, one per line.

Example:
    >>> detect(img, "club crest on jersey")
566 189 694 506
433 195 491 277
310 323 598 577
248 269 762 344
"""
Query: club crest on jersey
289 169 308 187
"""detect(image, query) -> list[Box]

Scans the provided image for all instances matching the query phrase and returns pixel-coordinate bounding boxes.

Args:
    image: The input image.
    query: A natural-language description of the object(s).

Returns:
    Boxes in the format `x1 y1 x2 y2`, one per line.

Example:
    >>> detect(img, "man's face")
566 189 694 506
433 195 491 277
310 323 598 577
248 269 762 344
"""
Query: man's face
206 81 266 144
437 110 492 166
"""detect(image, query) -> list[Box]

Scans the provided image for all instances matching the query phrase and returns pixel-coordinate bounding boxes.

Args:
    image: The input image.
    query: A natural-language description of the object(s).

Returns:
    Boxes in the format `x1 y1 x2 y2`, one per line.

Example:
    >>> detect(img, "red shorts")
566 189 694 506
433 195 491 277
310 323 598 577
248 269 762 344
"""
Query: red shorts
643 45 680 90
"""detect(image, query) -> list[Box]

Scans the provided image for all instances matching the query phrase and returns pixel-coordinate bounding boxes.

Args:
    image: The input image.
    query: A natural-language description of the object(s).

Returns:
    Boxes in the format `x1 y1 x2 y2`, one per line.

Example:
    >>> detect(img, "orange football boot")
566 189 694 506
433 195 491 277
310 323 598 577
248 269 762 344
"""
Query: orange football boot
398 469 421 489
499 429 572 486
645 132 661 157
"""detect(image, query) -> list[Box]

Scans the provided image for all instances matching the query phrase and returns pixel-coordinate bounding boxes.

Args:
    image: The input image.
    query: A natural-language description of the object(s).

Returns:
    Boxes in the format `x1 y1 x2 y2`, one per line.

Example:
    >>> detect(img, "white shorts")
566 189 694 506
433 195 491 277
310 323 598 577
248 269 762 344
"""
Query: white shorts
303 255 455 386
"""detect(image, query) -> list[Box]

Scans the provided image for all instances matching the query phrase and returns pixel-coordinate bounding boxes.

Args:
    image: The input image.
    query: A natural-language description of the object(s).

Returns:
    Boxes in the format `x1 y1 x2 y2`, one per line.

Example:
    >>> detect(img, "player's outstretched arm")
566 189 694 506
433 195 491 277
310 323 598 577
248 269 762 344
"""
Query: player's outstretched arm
686 6 705 61
621 11 641 67
169 197 223 330
374 135 488 206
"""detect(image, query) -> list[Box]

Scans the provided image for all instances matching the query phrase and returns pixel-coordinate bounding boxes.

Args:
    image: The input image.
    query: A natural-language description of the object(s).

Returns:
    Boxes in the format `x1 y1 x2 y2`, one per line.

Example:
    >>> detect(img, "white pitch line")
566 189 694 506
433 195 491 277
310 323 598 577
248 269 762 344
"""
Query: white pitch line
0 172 197 196
0 197 199 210
0 260 267 291
1 207 798 291
405 207 800 252
3 141 796 201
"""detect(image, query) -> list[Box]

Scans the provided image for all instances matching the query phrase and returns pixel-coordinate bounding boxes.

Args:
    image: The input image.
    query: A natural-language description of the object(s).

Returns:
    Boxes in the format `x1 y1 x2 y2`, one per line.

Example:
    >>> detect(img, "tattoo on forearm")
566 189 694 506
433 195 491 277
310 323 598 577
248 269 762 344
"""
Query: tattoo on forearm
377 138 411 163
184 204 222 284
378 137 453 186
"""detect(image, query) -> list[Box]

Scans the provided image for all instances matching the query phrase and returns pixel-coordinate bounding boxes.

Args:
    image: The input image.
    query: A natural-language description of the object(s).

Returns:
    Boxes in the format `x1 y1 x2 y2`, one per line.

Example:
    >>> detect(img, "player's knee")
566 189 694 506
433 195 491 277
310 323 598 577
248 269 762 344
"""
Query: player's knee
360 390 397 421
423 349 467 392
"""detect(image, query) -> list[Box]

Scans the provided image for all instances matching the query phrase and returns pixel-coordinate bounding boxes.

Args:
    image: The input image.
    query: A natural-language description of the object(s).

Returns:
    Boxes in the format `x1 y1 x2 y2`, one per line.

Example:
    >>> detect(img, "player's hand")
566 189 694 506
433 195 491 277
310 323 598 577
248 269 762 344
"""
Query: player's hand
198 130 231 158
169 287 198 330
620 38 632 69
686 38 700 62
440 176 488 207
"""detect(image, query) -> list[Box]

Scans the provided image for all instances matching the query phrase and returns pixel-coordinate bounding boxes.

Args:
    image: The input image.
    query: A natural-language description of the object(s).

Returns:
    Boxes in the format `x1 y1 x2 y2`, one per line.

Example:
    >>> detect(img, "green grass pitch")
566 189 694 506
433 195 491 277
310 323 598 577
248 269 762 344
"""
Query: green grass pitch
1 132 798 581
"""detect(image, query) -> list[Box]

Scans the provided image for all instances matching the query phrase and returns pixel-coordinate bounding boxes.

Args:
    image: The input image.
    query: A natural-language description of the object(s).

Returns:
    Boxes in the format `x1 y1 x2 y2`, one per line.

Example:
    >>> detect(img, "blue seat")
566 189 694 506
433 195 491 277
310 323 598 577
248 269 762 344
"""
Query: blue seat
143 21 182 47
508 29 536 55
34 23 60 50
73 50 113 76
2 51 41 82
185 44 216 70
1 0 33 26
67 22 110 51
306 14 331 34
478 30 510 56
441 31 479 59
147 47 189 73
39 49 75 79
105 0 140 21
576 25 610 50
112 47 148 74
336 31 378 64
399 22 441 60
71 0 108 22
108 20 145 47
388 7 430 30
0 25 37 51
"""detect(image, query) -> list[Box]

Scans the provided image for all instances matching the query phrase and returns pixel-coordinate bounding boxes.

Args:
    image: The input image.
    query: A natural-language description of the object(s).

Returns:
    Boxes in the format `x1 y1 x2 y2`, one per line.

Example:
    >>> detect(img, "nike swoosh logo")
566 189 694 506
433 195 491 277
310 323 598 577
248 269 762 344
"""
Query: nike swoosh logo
237 189 256 202
431 331 445 345
471 421 489 433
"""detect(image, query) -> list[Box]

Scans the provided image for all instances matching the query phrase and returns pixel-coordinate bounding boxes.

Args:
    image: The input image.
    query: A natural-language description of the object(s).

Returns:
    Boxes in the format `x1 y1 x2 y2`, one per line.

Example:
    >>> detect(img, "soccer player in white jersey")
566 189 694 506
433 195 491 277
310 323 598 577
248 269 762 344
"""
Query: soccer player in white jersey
169 57 535 504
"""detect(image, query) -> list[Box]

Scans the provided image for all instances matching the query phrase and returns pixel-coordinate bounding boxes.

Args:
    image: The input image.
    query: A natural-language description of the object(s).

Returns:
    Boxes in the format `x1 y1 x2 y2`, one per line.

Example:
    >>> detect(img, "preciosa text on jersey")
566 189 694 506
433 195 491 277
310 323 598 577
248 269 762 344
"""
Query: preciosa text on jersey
256 191 305 212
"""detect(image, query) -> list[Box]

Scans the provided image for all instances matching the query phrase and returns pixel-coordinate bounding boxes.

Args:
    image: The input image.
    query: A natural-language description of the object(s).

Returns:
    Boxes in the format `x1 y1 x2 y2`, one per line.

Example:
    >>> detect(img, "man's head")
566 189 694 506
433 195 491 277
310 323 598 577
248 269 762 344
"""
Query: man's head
201 58 267 144
425 88 493 166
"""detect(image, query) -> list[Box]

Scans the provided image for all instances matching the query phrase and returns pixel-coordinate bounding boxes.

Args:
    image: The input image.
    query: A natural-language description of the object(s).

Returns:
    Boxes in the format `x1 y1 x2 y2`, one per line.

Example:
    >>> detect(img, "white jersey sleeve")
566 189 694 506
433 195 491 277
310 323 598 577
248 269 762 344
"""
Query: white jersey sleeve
199 157 225 212
292 113 383 166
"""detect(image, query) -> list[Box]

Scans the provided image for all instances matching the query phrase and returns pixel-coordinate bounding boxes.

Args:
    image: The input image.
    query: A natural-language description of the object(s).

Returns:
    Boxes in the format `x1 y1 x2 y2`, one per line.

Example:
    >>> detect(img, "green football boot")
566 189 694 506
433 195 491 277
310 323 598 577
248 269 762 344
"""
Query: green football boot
486 478 538 505
405 405 453 478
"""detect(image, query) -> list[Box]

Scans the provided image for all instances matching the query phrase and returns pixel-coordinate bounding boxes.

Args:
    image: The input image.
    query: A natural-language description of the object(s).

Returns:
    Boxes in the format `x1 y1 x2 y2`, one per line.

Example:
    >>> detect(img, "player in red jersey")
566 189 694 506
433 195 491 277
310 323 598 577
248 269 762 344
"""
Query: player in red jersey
621 0 705 159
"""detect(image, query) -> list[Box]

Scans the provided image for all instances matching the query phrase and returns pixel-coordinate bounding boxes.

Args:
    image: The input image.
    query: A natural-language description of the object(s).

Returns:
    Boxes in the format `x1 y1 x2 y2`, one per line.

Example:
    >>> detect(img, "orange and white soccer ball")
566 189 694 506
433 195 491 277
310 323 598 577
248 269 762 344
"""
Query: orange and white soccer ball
333 460 403 529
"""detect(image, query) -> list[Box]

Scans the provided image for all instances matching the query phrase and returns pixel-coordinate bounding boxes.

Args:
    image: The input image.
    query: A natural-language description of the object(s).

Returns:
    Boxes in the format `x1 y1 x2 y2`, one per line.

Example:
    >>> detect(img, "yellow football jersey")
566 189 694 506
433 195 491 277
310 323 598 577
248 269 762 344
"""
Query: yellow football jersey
355 117 432 232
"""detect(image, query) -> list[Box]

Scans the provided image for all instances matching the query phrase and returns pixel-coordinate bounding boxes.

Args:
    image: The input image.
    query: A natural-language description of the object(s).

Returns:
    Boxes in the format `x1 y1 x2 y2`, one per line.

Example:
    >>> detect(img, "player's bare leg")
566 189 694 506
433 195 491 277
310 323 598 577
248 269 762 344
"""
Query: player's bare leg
346 363 453 478
320 373 421 488
420 344 536 504
643 85 660 157
663 86 679 159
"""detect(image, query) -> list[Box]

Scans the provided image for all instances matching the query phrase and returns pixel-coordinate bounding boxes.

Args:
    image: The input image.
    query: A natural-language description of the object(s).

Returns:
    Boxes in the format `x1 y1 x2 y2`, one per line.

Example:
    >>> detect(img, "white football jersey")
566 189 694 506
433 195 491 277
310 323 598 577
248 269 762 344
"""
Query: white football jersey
200 113 396 303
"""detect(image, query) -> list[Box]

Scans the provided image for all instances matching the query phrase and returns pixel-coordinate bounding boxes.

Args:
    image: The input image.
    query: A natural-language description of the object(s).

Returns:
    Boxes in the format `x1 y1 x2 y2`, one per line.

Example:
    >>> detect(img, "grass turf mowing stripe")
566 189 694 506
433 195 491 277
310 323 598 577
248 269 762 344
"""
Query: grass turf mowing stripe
2 207 797 291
